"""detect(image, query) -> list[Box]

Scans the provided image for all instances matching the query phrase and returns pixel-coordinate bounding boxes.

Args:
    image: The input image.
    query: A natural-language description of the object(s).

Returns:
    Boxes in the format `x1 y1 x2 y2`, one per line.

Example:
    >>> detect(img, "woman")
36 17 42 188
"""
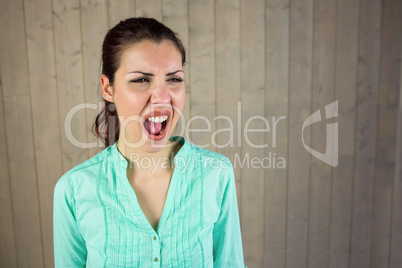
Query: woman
53 17 246 267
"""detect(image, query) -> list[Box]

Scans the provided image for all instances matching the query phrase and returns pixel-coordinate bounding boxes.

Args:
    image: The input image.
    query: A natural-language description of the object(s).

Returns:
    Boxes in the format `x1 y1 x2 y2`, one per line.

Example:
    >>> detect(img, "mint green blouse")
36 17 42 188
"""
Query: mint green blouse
53 136 246 267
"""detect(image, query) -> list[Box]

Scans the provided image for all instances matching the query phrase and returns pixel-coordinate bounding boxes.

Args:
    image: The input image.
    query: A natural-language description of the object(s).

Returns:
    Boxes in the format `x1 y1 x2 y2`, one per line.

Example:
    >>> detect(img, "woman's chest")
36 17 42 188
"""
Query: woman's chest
130 174 171 231
75 174 216 267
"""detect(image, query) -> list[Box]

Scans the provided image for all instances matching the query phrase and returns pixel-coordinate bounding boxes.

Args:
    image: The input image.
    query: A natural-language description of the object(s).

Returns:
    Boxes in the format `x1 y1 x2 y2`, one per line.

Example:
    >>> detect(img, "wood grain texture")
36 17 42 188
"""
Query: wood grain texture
264 0 289 267
350 0 382 267
371 0 402 267
0 62 18 268
4 96 44 267
215 0 241 219
80 0 108 156
23 0 65 266
53 0 88 172
308 0 337 267
188 0 215 149
136 0 162 21
390 35 402 268
107 0 135 27
0 0 44 267
287 0 313 267
240 0 265 266
328 0 359 267
0 0 30 97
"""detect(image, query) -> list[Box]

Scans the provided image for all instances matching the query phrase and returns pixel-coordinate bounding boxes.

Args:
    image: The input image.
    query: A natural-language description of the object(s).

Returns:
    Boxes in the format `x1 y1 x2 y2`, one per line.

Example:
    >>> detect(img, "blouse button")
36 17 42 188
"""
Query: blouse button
153 236 157 240
154 257 158 262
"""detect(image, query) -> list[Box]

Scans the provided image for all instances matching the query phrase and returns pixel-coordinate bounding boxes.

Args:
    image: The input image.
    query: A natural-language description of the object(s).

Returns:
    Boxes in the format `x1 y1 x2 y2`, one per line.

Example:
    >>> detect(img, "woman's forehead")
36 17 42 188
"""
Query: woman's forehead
117 40 183 73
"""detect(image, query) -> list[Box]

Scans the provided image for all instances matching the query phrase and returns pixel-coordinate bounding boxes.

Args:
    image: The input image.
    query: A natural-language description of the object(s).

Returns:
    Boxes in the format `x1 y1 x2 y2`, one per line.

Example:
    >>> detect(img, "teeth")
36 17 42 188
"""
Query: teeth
147 115 168 123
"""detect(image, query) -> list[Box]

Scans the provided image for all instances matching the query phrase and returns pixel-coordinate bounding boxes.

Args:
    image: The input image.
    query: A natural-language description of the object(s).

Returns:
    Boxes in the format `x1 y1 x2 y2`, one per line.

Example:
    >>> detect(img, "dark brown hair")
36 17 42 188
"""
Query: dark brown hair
93 17 186 148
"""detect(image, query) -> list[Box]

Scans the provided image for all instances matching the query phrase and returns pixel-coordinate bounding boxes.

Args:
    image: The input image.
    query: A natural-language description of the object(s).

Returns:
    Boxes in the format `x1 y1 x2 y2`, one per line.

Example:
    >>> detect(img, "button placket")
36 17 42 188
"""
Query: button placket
152 233 161 267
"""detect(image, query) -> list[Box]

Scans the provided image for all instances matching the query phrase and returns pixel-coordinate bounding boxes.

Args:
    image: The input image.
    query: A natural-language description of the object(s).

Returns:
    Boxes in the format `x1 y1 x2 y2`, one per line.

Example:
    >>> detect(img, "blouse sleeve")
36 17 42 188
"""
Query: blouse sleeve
212 163 246 267
53 174 87 267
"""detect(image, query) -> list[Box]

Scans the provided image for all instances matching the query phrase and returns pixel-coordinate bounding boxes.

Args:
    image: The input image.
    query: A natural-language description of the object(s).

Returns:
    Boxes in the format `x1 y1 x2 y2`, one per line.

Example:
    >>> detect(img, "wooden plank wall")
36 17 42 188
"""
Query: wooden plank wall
0 0 401 267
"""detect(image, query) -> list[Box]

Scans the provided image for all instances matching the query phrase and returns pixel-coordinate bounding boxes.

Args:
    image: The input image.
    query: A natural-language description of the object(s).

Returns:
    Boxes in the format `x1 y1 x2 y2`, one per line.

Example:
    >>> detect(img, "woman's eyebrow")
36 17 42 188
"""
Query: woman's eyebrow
129 70 183 76
130 71 154 76
166 70 184 76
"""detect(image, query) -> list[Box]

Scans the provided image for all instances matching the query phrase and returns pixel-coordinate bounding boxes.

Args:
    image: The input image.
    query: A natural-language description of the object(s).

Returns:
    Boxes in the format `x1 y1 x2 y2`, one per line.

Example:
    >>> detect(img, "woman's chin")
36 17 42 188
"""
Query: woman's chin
119 123 176 154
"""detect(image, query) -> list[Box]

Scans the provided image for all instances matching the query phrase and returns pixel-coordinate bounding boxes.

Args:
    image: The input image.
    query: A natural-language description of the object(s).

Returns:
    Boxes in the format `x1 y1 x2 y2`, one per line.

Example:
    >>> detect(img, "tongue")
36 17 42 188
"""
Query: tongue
148 121 162 135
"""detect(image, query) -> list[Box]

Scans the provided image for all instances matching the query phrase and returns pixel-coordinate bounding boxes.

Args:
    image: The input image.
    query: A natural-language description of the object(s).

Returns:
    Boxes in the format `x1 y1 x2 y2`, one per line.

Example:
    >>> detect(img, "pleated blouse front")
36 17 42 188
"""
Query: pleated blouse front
53 136 246 267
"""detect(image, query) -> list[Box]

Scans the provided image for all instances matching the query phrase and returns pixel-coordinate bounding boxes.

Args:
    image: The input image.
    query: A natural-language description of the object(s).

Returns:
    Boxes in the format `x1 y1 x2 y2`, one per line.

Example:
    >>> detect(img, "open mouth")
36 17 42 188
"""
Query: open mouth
143 115 169 137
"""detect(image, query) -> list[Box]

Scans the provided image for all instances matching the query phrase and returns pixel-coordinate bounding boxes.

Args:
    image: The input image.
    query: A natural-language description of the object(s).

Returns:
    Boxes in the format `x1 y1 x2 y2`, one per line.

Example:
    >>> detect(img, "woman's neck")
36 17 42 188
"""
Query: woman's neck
117 137 181 177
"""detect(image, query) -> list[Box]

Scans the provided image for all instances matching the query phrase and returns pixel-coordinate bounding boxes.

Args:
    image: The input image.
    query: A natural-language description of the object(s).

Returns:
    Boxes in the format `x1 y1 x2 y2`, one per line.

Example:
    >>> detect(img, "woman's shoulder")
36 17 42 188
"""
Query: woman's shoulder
176 136 232 167
55 145 115 190
175 136 234 184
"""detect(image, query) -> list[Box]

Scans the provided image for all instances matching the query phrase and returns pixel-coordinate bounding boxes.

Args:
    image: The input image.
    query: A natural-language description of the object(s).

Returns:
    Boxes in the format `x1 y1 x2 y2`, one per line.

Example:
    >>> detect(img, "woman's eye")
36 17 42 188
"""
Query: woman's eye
131 77 149 83
167 77 183 83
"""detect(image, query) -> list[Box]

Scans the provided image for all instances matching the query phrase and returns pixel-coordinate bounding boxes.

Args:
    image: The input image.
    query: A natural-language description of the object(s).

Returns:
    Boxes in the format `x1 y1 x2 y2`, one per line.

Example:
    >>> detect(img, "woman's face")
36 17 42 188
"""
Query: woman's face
101 40 185 153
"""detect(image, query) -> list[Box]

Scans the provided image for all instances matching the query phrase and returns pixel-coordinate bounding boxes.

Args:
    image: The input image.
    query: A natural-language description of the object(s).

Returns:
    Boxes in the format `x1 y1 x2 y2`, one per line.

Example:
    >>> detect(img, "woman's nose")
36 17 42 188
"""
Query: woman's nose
150 84 171 104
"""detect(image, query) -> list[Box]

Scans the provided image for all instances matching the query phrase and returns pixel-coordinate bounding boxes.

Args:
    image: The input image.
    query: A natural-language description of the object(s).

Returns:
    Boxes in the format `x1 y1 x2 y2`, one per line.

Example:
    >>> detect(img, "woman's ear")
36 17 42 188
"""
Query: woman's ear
100 74 114 102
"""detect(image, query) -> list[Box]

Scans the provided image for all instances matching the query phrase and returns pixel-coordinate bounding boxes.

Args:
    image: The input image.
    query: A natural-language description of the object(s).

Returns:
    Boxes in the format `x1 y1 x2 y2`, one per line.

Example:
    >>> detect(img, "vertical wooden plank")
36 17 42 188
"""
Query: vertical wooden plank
390 30 402 268
4 97 44 268
162 0 188 44
371 0 402 266
23 0 65 266
0 65 18 267
80 0 108 156
52 0 88 173
328 0 359 267
264 0 289 267
287 0 313 267
0 0 44 267
240 0 265 266
350 0 382 267
162 0 190 134
188 0 215 148
0 1 29 97
308 0 337 267
107 0 135 28
214 0 243 260
136 0 162 21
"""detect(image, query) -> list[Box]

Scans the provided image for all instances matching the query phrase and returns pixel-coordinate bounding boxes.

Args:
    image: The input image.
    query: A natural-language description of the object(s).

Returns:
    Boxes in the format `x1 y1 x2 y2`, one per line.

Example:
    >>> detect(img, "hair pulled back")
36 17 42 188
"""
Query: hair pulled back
93 17 186 148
